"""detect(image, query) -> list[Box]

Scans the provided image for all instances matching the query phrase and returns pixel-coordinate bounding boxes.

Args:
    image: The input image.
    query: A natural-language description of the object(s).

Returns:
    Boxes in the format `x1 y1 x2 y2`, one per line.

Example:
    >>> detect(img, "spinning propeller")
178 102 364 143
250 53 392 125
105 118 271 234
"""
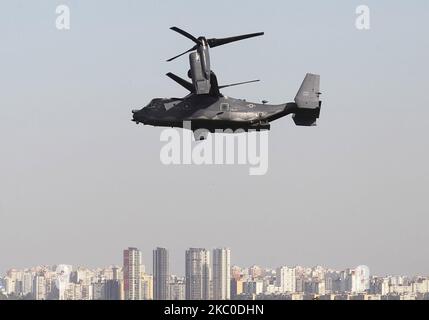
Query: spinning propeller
167 27 264 62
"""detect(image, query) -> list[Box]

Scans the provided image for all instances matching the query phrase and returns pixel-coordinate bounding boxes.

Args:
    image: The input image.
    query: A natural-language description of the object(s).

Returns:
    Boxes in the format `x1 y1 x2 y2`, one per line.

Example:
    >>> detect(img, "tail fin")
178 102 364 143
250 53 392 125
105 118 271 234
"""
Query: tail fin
293 73 321 126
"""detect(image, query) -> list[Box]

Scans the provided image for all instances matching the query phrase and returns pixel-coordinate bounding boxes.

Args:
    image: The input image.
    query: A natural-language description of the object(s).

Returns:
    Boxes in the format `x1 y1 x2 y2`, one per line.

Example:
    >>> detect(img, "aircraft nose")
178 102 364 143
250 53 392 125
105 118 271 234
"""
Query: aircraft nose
132 110 140 123
132 107 150 124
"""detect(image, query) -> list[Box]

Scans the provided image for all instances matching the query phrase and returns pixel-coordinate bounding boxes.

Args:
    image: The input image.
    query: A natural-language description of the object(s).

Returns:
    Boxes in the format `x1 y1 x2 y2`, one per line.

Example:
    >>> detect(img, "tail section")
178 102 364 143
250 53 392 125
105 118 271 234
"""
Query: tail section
293 73 322 126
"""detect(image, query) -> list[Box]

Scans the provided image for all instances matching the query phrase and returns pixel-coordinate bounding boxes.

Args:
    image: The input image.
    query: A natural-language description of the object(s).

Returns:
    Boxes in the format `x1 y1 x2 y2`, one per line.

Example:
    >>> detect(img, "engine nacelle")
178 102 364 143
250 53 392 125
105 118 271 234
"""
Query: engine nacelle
189 52 211 94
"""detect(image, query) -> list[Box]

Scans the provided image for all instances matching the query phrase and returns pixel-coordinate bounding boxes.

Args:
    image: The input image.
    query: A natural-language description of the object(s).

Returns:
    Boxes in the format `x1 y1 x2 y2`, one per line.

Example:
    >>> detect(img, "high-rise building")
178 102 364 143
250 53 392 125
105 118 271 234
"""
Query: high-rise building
346 266 370 293
32 275 47 300
141 273 153 300
92 282 106 300
243 280 264 295
185 248 211 300
231 266 242 280
100 266 121 300
55 264 73 300
169 276 186 300
22 273 33 296
123 247 142 300
276 266 296 293
212 248 231 300
249 265 263 279
118 280 125 300
112 266 121 281
4 277 16 295
153 247 169 300
325 271 342 293
354 265 370 293
230 278 244 299
104 279 121 300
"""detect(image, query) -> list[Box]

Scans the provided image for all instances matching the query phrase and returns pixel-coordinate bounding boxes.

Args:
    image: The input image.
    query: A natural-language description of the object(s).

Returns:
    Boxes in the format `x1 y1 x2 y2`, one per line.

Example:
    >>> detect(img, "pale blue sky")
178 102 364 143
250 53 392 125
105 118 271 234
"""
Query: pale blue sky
0 0 429 276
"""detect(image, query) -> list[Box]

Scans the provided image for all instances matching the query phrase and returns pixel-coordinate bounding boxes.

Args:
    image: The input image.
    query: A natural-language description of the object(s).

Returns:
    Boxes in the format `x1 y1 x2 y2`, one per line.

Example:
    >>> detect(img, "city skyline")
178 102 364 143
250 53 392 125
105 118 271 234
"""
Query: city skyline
2 245 429 280
2 247 429 279
2 246 429 301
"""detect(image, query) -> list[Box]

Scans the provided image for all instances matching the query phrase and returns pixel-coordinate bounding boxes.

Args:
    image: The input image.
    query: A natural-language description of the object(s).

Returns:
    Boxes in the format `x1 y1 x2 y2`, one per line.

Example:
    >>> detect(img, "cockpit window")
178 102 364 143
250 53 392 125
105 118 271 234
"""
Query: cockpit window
146 99 162 109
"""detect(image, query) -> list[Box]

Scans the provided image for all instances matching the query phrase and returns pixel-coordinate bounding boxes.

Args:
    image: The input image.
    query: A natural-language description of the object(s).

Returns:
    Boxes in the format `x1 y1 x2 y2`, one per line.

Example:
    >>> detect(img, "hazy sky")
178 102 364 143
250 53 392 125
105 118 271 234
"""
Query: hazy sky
1 0 428 276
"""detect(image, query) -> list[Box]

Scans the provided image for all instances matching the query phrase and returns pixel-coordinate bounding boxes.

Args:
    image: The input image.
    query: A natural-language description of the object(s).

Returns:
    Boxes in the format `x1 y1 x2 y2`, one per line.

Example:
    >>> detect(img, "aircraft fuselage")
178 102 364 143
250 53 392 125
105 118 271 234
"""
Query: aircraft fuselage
132 95 298 132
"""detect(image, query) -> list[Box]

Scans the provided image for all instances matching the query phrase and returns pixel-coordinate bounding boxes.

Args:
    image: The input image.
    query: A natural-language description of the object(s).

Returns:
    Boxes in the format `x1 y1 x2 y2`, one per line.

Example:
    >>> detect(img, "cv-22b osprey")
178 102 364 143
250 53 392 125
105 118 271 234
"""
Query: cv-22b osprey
132 27 322 140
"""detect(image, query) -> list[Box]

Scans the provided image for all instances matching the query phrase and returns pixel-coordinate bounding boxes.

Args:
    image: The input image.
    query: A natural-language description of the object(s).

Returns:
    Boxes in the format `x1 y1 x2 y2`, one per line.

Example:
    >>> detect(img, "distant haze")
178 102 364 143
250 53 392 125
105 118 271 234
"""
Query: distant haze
1 0 429 276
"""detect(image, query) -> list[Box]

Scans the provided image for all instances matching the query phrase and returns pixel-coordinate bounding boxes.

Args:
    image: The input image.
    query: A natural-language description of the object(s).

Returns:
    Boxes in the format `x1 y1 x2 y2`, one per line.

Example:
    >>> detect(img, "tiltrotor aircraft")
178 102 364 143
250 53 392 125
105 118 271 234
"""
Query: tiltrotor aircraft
132 27 322 140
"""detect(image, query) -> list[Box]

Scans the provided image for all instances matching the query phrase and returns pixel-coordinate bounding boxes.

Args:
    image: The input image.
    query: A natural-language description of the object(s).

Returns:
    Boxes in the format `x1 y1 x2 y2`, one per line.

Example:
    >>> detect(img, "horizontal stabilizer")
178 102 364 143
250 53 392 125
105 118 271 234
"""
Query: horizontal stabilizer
293 102 322 126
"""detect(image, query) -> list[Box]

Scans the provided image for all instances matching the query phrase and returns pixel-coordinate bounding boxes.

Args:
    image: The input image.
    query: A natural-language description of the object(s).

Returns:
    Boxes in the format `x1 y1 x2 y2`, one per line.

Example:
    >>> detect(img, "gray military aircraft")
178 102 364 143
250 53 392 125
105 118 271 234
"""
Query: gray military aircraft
132 27 322 140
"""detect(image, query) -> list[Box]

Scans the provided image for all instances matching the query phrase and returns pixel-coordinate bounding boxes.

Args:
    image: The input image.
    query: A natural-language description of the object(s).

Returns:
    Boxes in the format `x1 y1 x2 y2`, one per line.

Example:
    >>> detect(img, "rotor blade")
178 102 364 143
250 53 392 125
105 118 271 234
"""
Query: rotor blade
170 27 201 45
219 79 260 89
166 46 196 62
207 32 264 48
166 72 194 93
